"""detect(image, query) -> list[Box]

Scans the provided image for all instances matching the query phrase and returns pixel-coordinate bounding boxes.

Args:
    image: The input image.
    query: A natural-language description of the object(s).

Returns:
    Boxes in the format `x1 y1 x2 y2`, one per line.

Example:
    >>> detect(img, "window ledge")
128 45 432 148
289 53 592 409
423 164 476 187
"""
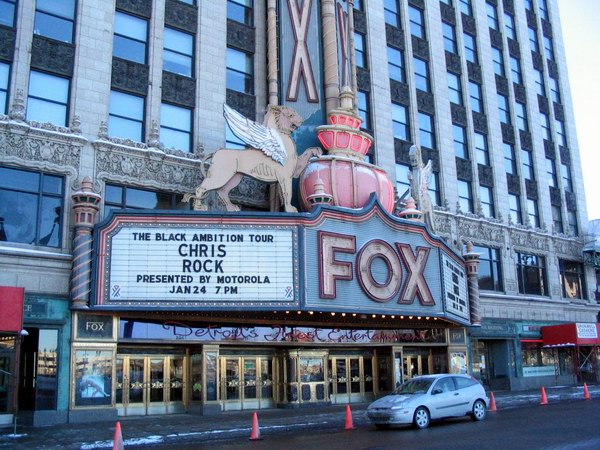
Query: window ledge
0 244 71 261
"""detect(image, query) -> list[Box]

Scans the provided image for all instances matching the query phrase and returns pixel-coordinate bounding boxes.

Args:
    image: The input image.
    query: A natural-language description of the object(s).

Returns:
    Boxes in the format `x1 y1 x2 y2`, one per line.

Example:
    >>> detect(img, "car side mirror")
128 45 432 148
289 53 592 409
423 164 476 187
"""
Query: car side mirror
432 388 443 395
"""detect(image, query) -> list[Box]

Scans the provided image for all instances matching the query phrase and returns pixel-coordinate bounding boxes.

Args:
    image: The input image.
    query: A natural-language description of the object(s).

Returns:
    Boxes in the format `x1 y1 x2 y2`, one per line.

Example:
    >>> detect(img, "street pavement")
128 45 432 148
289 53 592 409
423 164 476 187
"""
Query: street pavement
0 384 598 449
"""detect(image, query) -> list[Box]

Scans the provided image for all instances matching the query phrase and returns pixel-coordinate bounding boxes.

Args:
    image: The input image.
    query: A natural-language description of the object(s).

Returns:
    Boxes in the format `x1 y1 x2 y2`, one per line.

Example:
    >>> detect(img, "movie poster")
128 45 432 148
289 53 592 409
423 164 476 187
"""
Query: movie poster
74 349 113 406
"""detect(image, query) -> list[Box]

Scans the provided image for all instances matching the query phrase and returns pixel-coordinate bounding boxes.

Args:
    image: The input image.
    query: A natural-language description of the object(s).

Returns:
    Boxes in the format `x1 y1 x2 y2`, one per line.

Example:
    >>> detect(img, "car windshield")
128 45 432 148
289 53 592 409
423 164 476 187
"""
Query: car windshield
393 378 434 395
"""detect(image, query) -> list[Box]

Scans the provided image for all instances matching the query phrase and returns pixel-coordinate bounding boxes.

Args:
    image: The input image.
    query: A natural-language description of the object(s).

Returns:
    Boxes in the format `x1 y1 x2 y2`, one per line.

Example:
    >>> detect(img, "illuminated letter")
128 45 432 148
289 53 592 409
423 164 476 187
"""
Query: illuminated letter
287 0 319 102
356 240 402 303
396 244 435 306
319 231 356 298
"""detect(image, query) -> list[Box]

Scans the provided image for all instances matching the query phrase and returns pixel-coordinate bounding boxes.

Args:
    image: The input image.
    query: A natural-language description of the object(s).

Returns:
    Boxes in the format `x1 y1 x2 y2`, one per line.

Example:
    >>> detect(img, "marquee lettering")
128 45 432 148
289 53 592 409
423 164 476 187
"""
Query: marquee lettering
287 0 319 102
319 232 436 306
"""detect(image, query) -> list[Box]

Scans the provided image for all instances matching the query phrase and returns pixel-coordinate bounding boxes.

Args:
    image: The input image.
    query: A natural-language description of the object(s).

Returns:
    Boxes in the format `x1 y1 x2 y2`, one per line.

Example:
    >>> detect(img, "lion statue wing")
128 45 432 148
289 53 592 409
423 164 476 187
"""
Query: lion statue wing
223 104 287 166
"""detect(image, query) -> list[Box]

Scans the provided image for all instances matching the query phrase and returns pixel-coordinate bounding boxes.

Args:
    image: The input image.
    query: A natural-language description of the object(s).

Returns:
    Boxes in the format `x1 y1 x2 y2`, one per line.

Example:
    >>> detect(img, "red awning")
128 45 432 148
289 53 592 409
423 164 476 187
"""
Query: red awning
0 286 25 333
542 323 600 346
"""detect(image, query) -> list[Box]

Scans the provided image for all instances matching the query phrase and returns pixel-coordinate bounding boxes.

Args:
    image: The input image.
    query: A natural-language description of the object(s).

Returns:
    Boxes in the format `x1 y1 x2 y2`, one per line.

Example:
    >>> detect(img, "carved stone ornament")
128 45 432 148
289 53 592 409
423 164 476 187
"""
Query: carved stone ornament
411 36 429 61
165 0 198 33
31 35 75 77
553 236 583 257
509 228 549 252
445 52 462 74
457 217 504 245
386 25 405 50
183 105 322 212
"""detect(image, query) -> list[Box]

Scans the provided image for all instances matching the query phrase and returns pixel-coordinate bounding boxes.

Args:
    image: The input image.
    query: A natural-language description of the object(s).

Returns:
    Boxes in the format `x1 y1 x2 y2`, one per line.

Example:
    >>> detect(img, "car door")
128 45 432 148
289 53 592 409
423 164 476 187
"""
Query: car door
452 376 482 415
427 377 462 419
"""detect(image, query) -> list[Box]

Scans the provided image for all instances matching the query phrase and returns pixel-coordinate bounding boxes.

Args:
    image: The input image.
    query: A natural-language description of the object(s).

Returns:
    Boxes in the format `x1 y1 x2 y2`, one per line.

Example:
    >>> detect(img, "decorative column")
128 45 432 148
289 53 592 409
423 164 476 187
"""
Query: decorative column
347 0 358 113
321 0 340 114
70 177 102 309
267 0 279 106
463 242 481 326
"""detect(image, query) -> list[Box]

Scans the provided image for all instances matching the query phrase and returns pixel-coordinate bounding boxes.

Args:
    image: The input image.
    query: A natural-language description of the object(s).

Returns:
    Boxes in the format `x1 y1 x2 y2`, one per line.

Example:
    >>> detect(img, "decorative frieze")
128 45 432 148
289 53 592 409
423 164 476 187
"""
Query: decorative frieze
165 0 197 33
411 36 429 60
467 62 482 83
457 217 504 245
509 228 549 252
0 27 15 61
31 36 74 77
445 52 462 74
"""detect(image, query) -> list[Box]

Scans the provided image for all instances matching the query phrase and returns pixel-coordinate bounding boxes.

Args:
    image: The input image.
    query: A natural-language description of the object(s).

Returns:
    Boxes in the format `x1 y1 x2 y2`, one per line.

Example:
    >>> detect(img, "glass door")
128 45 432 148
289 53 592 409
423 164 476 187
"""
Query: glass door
220 356 275 411
329 356 372 404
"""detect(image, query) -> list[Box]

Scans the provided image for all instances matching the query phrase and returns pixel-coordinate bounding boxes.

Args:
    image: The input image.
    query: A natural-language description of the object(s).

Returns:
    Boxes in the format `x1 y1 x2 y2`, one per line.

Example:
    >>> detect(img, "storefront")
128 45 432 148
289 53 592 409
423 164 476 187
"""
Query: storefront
68 199 476 420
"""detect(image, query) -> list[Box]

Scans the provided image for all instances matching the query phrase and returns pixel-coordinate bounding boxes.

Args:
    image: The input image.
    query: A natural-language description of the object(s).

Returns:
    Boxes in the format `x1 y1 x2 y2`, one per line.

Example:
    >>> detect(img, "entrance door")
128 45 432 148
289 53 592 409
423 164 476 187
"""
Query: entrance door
116 355 185 416
403 350 431 380
329 356 373 404
220 356 274 411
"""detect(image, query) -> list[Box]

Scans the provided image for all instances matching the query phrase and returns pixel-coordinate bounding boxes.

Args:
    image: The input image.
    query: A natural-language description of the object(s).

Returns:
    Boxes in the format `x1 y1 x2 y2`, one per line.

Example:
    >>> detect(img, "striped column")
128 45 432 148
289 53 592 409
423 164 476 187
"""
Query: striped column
70 177 102 309
463 242 481 326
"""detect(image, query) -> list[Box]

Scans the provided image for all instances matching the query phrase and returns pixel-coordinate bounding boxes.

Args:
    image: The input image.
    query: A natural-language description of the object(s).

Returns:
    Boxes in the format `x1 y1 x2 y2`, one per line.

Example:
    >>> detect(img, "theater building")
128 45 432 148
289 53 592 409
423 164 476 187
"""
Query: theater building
1 0 599 425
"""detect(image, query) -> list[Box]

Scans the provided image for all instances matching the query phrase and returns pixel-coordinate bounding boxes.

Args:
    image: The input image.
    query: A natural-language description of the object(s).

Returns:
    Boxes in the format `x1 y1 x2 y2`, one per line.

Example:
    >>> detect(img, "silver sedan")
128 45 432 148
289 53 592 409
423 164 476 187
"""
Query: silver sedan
367 374 489 429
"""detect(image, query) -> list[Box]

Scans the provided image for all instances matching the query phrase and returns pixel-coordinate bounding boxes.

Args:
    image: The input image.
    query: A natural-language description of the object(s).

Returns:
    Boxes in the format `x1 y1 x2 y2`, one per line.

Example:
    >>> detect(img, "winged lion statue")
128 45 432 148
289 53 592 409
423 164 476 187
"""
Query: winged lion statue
184 105 321 212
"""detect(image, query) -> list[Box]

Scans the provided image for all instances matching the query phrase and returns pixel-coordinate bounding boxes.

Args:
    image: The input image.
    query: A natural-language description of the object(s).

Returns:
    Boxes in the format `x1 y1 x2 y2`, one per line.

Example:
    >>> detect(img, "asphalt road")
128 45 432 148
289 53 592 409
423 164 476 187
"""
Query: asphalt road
166 400 600 450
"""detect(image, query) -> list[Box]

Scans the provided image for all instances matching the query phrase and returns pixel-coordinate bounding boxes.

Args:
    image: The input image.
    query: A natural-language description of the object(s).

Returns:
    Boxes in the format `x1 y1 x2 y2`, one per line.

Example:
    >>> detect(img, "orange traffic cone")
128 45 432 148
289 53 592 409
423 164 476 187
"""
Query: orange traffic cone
583 383 591 400
488 392 497 412
113 421 124 450
249 412 263 440
344 404 354 430
540 387 548 405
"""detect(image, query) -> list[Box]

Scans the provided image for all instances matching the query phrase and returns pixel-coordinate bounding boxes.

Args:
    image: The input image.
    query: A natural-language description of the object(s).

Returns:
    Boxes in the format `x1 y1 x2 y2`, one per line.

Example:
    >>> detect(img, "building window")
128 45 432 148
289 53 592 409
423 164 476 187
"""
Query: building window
475 132 489 166
34 0 76 43
504 13 516 40
384 0 400 27
510 57 522 84
353 0 363 10
486 3 499 30
538 0 549 20
354 32 367 68
521 149 534 180
540 112 551 140
559 260 585 299
395 163 411 197
163 28 194 77
447 72 462 105
226 47 253 94
418 112 435 149
525 0 533 11
457 180 473 213
408 6 425 39
0 62 9 115
392 103 409 141
567 210 578 236
388 46 405 82
555 120 567 147
104 184 188 218
549 75 561 103
497 93 510 124
552 205 563 233
160 103 192 152
509 193 522 224
463 32 477 63
527 198 540 227
546 158 558 187
225 122 245 149
428 172 441 206
459 0 472 16
469 82 483 113
534 69 546 96
108 90 145 142
443 22 457 53
528 27 539 53
453 124 468 158
492 47 505 76
113 11 148 64
358 90 371 131
515 102 528 132
0 0 16 27
413 57 429 92
504 143 516 175
543 36 554 61
561 163 573 192
479 185 495 218
227 0 253 26
27 71 70 126
517 253 547 296
473 245 503 291
0 166 64 247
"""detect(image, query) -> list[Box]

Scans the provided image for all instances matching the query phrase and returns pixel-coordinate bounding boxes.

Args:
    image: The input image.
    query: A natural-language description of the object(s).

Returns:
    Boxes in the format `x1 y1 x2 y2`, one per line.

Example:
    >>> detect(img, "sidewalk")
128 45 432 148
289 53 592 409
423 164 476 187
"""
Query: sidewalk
1 384 598 450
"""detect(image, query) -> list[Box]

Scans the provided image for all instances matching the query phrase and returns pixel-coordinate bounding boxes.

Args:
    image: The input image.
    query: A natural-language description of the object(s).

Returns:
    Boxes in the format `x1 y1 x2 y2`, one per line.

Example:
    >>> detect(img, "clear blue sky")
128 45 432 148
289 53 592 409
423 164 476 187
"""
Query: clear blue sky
557 0 600 222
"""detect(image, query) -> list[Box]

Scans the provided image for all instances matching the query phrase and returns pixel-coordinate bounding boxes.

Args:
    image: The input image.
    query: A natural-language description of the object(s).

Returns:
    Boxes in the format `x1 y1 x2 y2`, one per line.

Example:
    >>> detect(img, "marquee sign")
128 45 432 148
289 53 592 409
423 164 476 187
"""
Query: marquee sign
93 216 299 308
91 199 470 325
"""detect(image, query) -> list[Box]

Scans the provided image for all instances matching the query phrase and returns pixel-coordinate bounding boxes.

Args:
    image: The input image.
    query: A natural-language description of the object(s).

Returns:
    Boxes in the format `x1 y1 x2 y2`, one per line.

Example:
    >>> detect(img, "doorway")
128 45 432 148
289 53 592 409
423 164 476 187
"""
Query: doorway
115 355 185 416
328 355 374 404
219 356 275 411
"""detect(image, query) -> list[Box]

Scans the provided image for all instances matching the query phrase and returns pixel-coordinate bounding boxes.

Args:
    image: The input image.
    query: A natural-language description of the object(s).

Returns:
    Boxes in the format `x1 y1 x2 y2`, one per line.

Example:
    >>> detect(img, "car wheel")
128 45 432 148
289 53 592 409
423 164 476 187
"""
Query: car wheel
471 399 487 421
375 424 390 430
413 406 430 429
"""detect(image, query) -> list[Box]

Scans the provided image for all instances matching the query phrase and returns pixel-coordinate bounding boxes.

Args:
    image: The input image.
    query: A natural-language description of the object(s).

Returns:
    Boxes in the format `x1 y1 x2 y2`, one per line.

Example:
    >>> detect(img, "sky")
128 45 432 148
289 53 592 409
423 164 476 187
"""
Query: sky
556 0 600 222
